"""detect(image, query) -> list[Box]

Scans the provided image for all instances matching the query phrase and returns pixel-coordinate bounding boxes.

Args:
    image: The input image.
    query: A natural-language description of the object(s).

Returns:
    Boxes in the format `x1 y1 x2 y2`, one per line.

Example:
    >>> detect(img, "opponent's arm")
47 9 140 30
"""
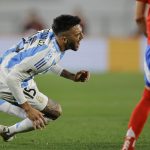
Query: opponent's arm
135 0 147 37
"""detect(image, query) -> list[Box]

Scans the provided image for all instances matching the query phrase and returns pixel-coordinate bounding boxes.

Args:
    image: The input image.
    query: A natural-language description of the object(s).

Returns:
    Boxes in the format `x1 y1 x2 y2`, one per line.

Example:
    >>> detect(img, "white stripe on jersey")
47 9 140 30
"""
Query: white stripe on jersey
0 29 64 104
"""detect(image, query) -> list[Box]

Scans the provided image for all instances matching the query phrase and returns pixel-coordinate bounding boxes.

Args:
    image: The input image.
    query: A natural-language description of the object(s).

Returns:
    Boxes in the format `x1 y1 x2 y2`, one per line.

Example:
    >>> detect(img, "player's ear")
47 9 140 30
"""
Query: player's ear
62 36 68 44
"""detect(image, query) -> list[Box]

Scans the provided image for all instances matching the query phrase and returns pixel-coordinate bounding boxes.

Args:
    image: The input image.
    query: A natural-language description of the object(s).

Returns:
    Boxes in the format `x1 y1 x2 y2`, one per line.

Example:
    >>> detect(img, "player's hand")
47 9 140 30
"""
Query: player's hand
21 102 47 129
74 70 90 82
26 107 47 130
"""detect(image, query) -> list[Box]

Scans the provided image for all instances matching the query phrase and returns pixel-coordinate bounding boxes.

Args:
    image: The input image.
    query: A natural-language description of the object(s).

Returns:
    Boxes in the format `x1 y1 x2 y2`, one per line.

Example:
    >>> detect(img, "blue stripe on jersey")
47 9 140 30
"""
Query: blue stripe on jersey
24 76 33 82
16 122 21 128
36 61 47 70
29 29 53 42
53 38 61 52
21 81 28 88
51 59 56 65
1 47 17 62
60 53 64 59
48 31 54 39
34 58 47 70
34 58 45 67
35 58 44 66
144 45 150 87
144 75 150 87
0 99 6 105
145 45 150 70
6 45 48 69
0 57 2 64
1 39 25 63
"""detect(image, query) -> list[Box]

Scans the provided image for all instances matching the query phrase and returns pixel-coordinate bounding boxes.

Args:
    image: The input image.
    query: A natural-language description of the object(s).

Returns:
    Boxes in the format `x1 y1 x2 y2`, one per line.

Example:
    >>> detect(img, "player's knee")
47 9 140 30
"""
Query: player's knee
48 103 62 120
53 103 62 119
42 103 62 120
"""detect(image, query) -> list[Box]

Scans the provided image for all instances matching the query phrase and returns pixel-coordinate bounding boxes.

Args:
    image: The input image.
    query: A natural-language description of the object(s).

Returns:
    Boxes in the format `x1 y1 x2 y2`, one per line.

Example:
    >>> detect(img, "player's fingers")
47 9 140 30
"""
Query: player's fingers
33 120 41 129
34 119 44 129
39 113 47 125
76 70 85 76
80 71 90 82
33 121 37 130
75 74 81 81
38 118 45 129
43 118 47 125
75 71 89 82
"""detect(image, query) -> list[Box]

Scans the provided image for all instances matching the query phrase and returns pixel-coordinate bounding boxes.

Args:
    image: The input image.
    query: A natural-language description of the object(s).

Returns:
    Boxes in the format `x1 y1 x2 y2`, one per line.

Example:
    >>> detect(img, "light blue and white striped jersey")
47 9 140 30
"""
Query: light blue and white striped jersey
0 29 65 104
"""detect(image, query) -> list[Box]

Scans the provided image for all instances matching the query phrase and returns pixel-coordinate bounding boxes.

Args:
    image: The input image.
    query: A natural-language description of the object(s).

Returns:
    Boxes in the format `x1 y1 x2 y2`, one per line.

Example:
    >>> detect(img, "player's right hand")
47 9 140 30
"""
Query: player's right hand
74 70 90 82
21 102 47 129
26 107 47 129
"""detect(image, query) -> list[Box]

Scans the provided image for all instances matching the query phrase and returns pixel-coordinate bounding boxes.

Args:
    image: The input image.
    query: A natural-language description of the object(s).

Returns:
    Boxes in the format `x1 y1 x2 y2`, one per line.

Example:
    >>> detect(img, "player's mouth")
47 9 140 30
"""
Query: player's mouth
76 43 80 49
77 41 80 47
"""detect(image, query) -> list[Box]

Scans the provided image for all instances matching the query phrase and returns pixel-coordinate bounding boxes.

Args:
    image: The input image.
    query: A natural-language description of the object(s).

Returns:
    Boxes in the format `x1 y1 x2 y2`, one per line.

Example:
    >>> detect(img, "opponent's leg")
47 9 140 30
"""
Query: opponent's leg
122 88 150 150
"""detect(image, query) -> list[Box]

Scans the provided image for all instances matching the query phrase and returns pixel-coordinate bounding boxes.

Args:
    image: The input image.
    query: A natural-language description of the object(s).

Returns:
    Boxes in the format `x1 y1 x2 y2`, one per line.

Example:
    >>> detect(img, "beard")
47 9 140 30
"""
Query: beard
64 40 77 51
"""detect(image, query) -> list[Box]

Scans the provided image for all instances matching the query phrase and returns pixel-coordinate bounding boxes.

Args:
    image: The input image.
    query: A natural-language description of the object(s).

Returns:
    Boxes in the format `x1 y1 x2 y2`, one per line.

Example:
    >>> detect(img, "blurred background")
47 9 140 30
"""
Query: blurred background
0 0 146 73
1 0 150 149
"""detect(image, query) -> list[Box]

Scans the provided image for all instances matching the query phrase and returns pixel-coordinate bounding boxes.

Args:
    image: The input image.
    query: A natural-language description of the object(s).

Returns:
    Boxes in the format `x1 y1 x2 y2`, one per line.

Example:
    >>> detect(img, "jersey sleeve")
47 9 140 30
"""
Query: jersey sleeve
6 66 33 104
49 64 64 75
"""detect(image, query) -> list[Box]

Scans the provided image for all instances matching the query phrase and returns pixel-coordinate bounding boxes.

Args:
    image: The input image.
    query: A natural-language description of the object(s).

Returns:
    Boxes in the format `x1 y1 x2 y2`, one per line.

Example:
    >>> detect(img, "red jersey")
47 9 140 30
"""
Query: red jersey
137 0 150 44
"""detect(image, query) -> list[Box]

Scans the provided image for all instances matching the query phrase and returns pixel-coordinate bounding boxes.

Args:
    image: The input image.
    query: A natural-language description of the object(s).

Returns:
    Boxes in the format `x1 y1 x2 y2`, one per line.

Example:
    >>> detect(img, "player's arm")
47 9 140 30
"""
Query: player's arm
6 67 46 129
50 64 90 82
135 0 148 37
60 69 90 82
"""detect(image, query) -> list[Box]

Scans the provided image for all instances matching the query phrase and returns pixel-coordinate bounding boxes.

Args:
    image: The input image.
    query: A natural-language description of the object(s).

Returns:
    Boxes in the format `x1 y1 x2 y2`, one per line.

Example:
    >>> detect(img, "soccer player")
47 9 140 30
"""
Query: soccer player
0 14 90 142
122 0 150 150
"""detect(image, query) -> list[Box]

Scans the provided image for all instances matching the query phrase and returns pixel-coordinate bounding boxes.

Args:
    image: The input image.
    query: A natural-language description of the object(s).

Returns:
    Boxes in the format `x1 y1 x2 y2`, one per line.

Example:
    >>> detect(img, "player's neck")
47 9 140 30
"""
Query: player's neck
55 37 65 52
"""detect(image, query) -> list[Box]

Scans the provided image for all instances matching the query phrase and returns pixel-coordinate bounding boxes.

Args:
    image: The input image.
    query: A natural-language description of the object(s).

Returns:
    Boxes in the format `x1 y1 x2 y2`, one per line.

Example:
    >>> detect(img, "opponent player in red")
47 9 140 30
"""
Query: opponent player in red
122 0 150 149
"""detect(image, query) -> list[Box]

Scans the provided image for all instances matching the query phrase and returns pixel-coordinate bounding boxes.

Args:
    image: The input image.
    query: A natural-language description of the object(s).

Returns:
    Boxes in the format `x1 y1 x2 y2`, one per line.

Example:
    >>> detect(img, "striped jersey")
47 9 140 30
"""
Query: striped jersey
0 29 65 104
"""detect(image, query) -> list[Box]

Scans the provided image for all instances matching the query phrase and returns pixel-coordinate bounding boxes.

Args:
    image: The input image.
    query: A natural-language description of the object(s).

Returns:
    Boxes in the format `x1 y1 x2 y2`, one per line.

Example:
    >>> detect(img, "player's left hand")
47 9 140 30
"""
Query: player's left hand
74 70 90 82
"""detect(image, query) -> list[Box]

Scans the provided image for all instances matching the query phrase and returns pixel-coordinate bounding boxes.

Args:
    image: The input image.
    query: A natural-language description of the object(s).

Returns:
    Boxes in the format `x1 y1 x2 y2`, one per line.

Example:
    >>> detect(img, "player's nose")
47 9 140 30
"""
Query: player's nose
79 33 84 41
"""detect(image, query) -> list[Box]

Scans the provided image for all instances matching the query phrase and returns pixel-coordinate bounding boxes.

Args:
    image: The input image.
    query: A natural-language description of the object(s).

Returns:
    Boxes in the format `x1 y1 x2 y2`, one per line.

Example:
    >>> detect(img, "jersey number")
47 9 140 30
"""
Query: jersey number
23 88 36 99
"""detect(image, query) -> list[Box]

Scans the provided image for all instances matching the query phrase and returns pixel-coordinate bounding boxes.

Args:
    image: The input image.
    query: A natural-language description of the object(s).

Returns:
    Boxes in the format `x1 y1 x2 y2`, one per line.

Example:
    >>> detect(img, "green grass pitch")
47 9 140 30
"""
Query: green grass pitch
0 73 150 150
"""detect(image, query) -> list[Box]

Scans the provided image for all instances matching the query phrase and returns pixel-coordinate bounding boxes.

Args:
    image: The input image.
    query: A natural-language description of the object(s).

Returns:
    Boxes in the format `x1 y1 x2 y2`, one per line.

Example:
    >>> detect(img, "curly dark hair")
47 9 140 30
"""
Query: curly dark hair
52 14 81 35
